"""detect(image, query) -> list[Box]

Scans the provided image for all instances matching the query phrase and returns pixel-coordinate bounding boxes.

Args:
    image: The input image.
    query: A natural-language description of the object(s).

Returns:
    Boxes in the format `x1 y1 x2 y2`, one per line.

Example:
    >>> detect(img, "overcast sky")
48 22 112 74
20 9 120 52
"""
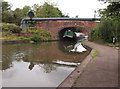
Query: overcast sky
4 0 108 18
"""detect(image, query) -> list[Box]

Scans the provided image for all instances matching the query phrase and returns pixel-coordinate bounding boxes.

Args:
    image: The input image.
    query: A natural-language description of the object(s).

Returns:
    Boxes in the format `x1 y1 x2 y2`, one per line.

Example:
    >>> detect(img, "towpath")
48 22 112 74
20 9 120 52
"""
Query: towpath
72 41 118 88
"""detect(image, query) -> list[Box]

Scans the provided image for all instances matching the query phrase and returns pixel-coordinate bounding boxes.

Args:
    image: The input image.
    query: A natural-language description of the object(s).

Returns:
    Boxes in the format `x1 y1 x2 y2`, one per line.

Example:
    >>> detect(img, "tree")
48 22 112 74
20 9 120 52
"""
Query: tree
13 8 22 25
32 4 39 16
91 1 120 42
36 2 68 17
2 0 14 23
22 6 31 17
1 0 11 11
2 11 14 23
75 15 79 18
99 2 120 20
1 0 69 26
99 2 120 42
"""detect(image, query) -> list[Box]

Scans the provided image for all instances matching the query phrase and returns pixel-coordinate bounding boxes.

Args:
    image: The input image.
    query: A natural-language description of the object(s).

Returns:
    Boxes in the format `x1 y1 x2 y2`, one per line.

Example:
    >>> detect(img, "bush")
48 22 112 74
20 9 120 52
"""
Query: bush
91 18 120 43
30 35 43 42
42 31 51 36
27 29 51 37
18 36 25 39
1 23 21 33
27 30 39 34
2 36 18 40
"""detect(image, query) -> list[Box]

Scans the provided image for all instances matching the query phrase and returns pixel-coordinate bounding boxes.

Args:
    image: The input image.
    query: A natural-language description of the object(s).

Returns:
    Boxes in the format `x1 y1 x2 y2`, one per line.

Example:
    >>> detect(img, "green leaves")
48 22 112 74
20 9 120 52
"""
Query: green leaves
1 1 11 11
99 2 120 20
2 0 68 25
92 49 98 58
36 2 63 18
2 23 21 33
92 2 120 43
22 6 32 17
13 8 23 25
91 18 120 43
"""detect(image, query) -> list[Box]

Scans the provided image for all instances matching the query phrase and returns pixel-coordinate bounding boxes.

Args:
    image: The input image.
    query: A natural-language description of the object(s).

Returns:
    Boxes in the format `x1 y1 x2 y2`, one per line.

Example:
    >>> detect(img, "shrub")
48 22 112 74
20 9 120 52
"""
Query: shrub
30 35 43 42
27 29 51 37
91 18 120 43
18 36 25 39
27 30 39 34
2 36 18 40
42 31 51 36
1 23 21 33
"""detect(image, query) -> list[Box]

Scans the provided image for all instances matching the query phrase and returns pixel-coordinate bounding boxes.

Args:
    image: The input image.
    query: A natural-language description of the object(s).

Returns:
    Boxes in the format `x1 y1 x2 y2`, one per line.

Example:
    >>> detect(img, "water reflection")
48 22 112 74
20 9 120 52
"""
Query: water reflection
2 41 91 87
2 41 90 71
61 41 87 53
71 42 87 52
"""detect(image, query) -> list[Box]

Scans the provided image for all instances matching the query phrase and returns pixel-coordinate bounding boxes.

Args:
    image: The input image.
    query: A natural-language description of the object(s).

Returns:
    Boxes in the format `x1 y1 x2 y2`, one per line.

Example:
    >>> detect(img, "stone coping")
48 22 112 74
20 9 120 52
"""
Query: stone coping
57 42 96 88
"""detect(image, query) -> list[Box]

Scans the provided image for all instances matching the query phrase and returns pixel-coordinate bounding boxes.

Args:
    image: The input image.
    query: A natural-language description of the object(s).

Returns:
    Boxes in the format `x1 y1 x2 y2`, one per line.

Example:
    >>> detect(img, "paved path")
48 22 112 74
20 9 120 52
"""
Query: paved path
72 41 118 87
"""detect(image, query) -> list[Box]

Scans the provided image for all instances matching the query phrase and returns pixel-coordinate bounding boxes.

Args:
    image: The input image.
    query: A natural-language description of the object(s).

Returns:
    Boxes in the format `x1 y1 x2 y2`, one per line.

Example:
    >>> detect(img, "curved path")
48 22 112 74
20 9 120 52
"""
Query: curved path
72 41 118 87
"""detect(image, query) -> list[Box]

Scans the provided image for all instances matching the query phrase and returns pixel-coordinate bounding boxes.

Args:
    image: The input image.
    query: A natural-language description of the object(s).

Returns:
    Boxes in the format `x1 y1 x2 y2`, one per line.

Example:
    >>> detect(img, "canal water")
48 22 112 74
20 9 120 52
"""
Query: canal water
1 41 91 87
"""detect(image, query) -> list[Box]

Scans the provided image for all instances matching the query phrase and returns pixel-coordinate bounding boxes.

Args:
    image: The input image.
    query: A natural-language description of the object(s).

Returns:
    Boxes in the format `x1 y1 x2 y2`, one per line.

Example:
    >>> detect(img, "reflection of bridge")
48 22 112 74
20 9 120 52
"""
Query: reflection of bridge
21 18 100 40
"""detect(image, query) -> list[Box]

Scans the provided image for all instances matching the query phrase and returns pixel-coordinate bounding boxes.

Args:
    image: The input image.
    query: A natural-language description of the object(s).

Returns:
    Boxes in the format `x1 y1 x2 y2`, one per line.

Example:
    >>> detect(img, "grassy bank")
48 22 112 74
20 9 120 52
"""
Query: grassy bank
1 23 56 43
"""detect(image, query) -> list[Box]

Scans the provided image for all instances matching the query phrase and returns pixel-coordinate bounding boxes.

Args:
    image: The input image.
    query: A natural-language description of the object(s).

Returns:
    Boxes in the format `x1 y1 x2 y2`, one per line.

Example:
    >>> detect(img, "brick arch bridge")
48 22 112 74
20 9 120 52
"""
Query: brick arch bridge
36 20 97 39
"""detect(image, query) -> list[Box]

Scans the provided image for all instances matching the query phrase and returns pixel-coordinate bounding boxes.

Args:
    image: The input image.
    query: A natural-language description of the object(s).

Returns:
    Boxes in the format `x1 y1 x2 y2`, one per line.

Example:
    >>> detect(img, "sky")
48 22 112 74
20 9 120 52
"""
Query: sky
4 0 109 18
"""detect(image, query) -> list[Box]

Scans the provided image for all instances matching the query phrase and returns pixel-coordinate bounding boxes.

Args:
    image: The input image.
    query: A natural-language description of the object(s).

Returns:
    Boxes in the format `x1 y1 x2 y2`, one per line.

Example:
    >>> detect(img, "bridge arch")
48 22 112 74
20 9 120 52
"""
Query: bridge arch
36 20 97 40
58 26 87 41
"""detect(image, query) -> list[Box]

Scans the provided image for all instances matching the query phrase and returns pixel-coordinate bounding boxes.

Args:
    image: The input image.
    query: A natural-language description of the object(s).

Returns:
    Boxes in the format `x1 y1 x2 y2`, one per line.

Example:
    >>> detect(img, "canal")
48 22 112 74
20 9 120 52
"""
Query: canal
1 41 91 87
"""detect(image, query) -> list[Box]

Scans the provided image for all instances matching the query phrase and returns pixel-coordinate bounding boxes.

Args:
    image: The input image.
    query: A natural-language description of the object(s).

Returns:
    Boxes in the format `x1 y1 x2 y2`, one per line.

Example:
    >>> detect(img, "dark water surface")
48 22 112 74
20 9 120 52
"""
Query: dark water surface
1 41 91 87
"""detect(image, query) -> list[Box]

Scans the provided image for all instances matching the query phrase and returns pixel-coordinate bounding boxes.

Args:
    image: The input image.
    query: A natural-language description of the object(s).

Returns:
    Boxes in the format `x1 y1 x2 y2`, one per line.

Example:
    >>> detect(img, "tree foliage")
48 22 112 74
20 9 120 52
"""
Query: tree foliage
1 0 11 11
2 0 14 23
2 0 69 25
2 11 14 23
22 6 31 17
91 2 120 43
36 2 67 17
13 8 23 25
91 18 120 42
99 2 120 20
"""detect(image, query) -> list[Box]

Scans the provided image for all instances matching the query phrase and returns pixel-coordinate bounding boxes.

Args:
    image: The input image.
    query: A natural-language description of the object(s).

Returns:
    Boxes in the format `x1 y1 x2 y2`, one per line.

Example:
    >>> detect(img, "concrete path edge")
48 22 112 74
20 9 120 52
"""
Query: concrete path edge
57 42 96 88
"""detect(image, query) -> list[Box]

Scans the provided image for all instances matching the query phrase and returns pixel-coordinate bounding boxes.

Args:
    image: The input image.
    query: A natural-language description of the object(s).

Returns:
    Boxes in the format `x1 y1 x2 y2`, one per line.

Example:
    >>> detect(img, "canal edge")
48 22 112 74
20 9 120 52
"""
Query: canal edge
2 39 59 44
57 41 96 88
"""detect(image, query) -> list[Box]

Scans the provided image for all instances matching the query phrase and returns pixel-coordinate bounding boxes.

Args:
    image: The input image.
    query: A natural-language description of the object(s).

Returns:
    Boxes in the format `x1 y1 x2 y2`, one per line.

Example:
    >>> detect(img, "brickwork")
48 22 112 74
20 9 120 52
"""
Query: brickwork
37 20 97 38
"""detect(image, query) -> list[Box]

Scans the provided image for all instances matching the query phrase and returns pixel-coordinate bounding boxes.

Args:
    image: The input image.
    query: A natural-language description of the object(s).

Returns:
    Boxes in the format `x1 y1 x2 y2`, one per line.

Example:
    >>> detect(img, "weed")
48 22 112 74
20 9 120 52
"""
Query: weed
2 36 18 40
83 68 87 72
77 74 81 78
18 36 25 39
29 35 43 42
92 49 98 58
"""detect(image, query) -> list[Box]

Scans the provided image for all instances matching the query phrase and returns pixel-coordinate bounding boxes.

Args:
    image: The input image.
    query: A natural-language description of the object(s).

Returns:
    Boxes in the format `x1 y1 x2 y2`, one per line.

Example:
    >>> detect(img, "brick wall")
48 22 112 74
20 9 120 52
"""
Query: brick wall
37 20 97 38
